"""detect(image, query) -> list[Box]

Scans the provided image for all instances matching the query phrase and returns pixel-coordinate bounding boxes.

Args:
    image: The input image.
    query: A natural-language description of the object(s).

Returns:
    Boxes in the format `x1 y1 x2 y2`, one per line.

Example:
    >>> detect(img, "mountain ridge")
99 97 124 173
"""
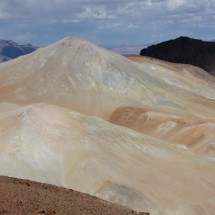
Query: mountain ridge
0 37 215 214
140 36 215 76
0 39 37 62
0 36 215 119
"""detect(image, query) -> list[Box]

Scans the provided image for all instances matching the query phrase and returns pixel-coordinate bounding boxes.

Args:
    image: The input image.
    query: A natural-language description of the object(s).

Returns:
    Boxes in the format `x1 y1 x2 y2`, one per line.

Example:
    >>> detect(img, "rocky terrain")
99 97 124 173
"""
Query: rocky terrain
0 39 37 62
140 36 215 76
0 37 214 214
0 176 147 215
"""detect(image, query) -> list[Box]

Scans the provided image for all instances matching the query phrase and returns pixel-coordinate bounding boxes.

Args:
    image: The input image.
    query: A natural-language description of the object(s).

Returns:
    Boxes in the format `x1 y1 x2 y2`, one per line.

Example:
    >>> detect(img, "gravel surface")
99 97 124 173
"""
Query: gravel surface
0 176 149 215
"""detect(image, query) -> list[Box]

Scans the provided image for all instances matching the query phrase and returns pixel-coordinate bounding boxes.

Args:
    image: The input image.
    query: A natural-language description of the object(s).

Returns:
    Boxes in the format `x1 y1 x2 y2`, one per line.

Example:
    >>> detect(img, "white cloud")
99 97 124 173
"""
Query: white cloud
167 0 186 10
62 19 81 24
78 5 115 20
0 11 10 19
127 23 140 29
13 32 35 43
166 0 211 12
0 0 214 46
98 22 123 30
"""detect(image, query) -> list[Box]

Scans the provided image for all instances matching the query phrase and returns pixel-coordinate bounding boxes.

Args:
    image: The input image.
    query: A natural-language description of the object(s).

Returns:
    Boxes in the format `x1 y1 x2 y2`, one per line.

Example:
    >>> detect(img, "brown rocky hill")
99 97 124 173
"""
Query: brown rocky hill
0 176 148 215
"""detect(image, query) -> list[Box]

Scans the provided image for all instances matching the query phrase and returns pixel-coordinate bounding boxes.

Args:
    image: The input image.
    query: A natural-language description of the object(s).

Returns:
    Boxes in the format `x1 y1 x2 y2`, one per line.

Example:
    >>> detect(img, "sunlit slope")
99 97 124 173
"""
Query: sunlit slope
0 37 214 120
129 55 215 100
127 55 215 85
0 37 215 214
0 103 215 215
105 56 215 157
110 106 215 157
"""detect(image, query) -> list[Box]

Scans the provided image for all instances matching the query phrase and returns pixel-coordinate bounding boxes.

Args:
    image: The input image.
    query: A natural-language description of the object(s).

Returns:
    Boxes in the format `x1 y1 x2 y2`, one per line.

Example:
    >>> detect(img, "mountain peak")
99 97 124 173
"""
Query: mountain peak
173 36 203 43
62 36 86 42
0 36 138 118
46 36 100 56
140 36 215 76
177 36 191 39
56 36 88 47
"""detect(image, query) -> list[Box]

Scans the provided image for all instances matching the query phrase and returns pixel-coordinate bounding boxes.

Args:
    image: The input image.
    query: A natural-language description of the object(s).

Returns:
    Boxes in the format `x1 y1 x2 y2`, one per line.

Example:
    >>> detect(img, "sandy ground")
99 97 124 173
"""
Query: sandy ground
0 176 148 215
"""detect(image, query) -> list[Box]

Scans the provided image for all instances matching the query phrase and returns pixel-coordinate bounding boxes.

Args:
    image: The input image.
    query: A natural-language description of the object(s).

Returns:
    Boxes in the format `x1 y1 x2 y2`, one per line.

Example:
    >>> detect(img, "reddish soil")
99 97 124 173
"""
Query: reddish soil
0 176 149 215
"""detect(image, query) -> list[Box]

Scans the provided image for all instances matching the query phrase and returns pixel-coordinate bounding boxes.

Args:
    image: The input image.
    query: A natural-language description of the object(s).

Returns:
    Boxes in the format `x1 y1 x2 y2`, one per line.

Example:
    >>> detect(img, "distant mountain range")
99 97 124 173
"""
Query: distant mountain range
0 40 38 62
108 45 147 55
140 36 215 76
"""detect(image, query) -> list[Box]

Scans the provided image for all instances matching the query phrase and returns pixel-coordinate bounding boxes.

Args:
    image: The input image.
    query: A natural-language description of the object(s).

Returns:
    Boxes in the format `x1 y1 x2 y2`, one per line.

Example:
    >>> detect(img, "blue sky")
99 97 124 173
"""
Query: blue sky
0 0 215 47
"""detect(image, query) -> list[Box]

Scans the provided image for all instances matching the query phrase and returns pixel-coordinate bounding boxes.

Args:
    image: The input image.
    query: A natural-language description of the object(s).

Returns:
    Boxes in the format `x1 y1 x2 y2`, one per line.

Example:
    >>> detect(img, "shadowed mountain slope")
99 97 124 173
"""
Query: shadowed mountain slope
0 40 37 62
140 36 215 76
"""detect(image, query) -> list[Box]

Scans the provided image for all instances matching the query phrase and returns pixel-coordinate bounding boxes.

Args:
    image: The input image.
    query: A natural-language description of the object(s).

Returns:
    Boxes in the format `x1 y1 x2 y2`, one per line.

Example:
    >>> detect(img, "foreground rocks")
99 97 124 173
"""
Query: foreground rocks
0 176 148 215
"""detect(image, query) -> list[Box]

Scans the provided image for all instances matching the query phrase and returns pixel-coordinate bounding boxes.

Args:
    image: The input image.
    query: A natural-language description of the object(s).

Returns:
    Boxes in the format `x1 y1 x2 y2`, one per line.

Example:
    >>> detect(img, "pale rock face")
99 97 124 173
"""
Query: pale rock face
0 37 214 119
0 37 143 118
0 37 215 215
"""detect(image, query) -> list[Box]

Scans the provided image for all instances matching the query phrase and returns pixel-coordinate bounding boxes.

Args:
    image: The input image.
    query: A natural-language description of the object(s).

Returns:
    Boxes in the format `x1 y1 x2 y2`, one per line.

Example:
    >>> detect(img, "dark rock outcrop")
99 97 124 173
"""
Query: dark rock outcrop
140 36 215 76
0 40 37 62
